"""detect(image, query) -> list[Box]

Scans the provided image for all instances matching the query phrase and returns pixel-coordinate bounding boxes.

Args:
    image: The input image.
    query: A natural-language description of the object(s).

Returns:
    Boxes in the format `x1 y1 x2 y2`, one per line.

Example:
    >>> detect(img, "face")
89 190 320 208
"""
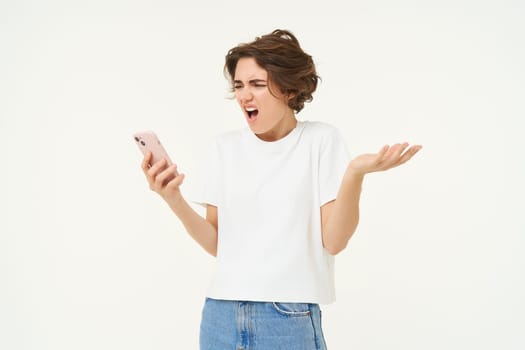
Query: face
234 57 295 140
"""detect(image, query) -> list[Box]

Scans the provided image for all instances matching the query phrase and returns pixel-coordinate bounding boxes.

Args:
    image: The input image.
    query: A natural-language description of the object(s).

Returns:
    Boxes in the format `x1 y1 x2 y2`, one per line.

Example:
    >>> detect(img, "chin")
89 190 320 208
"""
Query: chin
248 123 263 134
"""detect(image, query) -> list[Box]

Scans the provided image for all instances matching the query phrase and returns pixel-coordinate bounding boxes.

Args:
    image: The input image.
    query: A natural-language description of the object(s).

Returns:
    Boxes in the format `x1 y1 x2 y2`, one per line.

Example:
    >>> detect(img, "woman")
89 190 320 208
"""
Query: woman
141 29 422 350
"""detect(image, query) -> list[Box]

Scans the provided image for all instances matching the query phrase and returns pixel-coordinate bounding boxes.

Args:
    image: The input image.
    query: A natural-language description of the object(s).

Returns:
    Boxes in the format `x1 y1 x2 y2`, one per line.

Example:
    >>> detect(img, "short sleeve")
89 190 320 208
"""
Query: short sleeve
188 139 220 208
318 128 351 207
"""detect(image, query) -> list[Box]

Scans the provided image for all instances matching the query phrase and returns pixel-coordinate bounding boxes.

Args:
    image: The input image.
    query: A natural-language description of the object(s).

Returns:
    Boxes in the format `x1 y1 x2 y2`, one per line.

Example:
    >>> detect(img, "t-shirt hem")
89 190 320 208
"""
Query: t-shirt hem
187 198 218 208
205 292 336 305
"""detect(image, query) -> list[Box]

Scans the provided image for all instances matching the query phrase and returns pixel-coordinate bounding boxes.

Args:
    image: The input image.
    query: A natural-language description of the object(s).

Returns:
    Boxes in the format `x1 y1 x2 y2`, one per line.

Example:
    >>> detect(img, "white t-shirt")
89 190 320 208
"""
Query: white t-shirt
190 120 350 304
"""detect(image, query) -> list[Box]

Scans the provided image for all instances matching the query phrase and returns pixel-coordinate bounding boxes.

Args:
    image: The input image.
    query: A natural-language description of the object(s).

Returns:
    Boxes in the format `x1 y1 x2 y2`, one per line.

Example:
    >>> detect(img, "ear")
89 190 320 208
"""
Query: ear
287 92 296 100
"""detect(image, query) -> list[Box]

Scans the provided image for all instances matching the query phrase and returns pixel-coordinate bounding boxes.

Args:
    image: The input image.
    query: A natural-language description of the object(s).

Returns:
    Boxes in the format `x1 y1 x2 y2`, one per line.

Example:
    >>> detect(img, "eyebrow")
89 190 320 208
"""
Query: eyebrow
233 79 267 85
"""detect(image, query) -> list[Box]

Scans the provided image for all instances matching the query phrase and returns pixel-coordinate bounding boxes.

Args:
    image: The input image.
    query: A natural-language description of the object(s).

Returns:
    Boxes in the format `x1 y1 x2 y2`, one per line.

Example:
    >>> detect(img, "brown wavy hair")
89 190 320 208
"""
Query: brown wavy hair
224 29 319 113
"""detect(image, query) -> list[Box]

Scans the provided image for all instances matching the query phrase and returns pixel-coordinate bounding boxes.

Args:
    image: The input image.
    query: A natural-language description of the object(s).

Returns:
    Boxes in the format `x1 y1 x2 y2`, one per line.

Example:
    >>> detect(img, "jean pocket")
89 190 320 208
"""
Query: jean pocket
272 302 311 317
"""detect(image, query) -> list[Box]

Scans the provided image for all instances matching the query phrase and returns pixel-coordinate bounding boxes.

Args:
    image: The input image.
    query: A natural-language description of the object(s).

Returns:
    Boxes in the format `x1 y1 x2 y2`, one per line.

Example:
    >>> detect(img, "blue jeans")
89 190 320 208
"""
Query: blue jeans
200 297 328 350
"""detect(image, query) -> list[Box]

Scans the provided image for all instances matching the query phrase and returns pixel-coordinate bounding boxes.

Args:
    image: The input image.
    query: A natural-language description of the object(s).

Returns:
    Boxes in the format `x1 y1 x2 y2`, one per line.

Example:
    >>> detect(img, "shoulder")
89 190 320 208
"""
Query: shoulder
304 120 341 135
302 120 345 142
302 121 350 158
206 128 246 155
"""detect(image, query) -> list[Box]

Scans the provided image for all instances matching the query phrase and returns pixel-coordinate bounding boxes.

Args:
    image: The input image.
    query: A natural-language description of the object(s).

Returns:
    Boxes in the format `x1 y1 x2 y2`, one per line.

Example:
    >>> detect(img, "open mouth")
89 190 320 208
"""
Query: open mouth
246 107 259 119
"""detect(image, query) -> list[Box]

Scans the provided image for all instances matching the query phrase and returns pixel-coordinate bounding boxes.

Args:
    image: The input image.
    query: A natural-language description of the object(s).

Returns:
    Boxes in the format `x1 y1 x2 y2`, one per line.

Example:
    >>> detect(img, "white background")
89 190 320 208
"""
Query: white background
1 0 524 349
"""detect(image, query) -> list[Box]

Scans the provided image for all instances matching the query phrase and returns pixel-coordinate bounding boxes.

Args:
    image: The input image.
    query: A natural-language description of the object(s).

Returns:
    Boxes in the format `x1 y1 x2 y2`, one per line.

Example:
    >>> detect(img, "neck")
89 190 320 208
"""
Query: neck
256 113 297 142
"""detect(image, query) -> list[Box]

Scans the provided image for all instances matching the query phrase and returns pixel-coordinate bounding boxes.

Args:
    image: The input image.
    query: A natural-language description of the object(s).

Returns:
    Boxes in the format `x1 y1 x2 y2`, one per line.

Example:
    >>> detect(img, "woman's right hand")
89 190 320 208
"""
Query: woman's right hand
141 151 186 206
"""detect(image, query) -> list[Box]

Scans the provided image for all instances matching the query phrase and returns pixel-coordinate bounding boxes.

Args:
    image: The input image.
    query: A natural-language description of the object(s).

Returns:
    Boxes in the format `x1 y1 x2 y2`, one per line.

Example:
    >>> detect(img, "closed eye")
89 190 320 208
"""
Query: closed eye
250 79 267 87
233 79 267 89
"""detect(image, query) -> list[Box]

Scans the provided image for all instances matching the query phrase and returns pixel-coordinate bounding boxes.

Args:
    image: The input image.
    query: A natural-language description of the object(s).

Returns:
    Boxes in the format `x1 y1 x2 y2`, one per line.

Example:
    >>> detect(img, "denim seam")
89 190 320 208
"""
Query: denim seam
319 310 328 349
308 305 322 350
272 302 311 317
249 302 255 349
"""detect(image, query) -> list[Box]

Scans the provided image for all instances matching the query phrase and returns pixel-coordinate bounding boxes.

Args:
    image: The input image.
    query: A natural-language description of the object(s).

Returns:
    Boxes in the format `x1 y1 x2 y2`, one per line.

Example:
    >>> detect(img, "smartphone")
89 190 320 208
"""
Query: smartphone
133 131 179 175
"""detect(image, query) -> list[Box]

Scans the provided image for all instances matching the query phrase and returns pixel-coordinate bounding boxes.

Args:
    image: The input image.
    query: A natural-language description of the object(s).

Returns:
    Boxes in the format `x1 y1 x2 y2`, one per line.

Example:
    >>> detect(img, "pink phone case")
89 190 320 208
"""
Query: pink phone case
133 131 178 174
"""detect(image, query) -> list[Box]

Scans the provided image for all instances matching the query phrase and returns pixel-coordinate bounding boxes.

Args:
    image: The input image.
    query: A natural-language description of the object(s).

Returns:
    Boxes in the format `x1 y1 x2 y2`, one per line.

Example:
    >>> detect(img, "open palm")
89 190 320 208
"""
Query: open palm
348 142 423 176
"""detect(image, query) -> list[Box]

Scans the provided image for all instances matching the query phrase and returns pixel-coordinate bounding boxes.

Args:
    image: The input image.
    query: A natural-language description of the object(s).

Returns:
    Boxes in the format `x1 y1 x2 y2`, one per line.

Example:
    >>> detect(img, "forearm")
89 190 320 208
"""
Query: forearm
168 195 218 257
323 171 364 255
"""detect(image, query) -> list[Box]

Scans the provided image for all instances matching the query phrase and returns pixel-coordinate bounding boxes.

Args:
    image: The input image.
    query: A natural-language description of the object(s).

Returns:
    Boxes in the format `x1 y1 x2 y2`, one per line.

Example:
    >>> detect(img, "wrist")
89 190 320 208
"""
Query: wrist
344 166 365 182
166 191 184 212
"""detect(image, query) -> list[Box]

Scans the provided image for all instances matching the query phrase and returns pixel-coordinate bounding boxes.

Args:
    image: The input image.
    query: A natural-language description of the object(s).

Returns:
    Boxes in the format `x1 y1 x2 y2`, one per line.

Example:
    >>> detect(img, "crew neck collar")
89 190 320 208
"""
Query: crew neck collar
245 120 307 153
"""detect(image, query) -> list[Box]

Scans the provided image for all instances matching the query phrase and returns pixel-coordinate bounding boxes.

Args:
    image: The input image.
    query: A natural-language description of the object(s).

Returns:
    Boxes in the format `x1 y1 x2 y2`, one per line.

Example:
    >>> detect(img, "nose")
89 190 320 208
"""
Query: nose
237 87 253 103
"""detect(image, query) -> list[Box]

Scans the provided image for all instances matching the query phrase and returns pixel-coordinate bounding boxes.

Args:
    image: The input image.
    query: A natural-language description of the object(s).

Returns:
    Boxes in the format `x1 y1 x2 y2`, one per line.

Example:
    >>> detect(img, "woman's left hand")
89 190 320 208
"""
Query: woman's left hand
346 142 423 178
